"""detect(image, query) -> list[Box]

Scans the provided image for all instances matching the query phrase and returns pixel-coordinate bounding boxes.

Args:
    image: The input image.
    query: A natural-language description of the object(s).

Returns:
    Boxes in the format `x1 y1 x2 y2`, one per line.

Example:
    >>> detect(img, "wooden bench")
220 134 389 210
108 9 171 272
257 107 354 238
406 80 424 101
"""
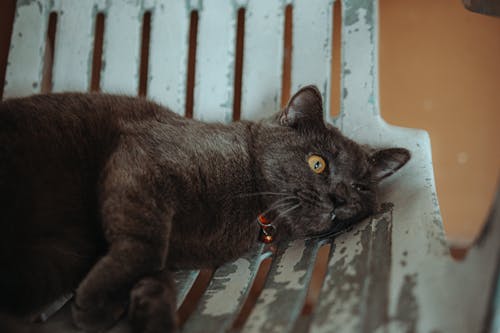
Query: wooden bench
3 0 499 332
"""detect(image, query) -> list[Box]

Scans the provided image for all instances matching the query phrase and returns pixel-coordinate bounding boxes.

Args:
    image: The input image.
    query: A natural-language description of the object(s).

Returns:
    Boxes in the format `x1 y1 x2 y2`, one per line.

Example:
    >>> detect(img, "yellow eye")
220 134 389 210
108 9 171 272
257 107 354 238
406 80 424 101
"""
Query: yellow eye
308 155 326 174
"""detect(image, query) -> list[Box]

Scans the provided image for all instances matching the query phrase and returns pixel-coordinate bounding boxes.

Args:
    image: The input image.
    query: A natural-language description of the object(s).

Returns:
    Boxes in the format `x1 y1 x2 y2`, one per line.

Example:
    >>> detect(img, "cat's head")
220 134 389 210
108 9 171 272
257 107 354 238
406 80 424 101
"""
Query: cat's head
255 85 410 240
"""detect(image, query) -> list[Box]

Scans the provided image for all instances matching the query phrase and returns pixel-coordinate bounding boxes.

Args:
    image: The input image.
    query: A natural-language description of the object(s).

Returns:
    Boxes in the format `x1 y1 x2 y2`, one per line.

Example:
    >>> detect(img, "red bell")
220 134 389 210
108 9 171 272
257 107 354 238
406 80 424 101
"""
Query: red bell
258 214 270 225
261 234 273 244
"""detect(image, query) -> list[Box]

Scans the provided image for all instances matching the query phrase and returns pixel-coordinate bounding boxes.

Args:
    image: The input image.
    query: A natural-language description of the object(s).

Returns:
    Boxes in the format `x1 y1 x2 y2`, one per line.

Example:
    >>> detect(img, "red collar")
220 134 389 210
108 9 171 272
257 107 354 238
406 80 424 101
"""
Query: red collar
257 214 275 243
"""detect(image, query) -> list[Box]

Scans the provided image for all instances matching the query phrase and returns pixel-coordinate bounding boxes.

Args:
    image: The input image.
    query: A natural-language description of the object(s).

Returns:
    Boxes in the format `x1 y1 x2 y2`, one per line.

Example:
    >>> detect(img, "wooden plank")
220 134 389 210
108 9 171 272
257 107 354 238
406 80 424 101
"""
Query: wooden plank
240 0 284 121
310 211 392 332
51 0 97 92
182 245 266 333
290 0 334 123
3 0 52 98
335 0 381 131
100 0 143 94
242 240 322 333
146 0 191 114
173 269 200 308
192 0 237 122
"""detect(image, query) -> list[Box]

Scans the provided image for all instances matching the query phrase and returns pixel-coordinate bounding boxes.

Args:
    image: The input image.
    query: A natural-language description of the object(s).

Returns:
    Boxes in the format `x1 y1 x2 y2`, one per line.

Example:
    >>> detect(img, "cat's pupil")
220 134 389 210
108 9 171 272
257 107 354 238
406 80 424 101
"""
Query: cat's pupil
314 161 321 169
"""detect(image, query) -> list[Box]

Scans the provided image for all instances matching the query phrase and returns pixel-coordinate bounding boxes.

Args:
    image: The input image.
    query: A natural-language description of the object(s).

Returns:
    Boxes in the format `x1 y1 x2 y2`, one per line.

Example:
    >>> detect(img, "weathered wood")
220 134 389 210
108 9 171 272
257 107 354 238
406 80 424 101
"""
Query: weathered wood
311 209 393 333
3 0 52 98
183 244 268 333
51 0 97 92
146 0 190 114
99 0 143 94
192 0 237 122
242 240 323 333
240 0 284 121
291 0 334 123
173 269 200 308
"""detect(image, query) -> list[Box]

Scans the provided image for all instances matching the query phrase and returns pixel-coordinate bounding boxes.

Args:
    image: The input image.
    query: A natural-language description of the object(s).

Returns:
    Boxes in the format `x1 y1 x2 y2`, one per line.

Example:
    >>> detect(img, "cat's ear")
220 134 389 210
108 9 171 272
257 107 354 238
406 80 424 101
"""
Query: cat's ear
370 148 411 181
279 85 324 129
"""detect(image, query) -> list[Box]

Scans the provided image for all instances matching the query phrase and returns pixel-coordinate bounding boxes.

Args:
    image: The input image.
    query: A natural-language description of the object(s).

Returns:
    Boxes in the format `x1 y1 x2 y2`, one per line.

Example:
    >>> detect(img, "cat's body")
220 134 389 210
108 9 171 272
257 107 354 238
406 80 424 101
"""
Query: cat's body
0 86 410 332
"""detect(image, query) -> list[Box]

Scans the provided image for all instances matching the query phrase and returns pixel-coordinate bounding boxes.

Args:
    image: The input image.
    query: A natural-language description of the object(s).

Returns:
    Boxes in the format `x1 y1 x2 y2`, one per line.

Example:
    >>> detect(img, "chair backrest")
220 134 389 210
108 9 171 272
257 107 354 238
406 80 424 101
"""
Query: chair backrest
4 0 500 332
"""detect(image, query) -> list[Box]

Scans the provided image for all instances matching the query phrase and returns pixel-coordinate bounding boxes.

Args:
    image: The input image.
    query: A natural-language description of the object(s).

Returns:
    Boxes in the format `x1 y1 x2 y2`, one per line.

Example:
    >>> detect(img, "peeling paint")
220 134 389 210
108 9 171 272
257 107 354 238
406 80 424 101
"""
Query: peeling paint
393 273 419 332
274 240 307 290
311 208 393 333
343 0 374 27
201 258 251 316
242 240 321 333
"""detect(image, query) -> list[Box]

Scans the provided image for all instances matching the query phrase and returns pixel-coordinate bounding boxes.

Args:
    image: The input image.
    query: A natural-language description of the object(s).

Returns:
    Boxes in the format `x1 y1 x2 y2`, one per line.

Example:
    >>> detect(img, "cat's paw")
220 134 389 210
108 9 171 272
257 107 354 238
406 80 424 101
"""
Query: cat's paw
72 294 126 332
129 277 178 333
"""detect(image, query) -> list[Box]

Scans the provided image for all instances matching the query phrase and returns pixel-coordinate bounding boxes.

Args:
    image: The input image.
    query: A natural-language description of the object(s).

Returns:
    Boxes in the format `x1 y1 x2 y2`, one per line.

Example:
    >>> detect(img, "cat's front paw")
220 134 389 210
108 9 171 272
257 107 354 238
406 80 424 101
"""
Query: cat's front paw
72 294 126 332
129 277 178 333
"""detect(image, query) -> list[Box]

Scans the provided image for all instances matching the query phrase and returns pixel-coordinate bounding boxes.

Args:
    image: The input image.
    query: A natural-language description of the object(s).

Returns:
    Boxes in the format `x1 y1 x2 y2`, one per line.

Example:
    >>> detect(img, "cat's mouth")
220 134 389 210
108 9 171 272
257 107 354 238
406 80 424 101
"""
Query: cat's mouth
305 212 354 240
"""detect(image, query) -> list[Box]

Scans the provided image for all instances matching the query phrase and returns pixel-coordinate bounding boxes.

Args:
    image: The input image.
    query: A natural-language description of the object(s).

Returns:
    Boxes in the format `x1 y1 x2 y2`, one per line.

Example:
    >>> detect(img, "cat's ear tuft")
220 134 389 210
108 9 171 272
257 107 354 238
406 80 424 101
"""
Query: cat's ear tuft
280 85 324 129
370 148 411 181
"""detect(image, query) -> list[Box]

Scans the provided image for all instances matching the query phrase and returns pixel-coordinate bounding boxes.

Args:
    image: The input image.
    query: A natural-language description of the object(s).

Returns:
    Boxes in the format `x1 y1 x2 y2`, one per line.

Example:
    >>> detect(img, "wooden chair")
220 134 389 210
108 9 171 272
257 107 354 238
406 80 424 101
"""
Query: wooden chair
3 0 499 332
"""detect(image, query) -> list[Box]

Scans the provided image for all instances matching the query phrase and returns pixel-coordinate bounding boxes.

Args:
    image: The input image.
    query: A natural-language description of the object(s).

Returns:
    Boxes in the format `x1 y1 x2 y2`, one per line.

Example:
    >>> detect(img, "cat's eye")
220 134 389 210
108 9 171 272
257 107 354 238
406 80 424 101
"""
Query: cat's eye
308 155 326 174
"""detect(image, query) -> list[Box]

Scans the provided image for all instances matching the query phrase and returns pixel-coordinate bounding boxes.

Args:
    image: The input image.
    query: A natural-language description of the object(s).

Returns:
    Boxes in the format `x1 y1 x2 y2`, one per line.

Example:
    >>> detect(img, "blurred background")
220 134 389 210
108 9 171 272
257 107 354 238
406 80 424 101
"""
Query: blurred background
1 0 499 246
379 0 500 246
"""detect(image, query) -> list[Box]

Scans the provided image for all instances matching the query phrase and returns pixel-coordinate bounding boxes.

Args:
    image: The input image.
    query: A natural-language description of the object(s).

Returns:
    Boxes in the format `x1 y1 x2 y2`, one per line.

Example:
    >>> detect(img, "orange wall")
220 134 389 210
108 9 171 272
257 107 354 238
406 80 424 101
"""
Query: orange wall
379 0 500 244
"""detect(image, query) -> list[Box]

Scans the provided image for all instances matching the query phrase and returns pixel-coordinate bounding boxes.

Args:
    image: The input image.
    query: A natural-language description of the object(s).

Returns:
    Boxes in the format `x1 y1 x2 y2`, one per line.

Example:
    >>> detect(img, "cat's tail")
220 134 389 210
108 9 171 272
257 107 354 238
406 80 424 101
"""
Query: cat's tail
0 313 45 333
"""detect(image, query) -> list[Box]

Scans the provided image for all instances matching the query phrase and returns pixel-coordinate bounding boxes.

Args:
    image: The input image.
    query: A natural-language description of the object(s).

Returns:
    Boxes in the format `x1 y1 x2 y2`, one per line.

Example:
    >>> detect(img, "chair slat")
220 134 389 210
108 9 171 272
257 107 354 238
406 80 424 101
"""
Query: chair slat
51 0 97 92
147 0 190 115
100 0 143 95
182 244 266 333
3 1 52 98
291 0 334 123
173 269 200 308
336 0 380 129
242 240 322 333
240 0 284 121
310 212 391 333
193 1 236 122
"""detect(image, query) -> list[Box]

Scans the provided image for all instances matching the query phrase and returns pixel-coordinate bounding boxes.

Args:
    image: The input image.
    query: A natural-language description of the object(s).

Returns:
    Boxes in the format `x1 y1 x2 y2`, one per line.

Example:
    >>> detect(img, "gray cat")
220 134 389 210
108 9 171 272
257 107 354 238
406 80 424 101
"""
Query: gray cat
0 85 410 332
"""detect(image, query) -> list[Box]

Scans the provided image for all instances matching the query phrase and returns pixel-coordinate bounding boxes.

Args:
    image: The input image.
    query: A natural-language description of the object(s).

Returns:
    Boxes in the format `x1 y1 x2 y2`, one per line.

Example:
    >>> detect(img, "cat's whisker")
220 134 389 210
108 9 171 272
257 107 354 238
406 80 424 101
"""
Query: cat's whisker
260 197 299 217
235 192 291 198
273 203 302 222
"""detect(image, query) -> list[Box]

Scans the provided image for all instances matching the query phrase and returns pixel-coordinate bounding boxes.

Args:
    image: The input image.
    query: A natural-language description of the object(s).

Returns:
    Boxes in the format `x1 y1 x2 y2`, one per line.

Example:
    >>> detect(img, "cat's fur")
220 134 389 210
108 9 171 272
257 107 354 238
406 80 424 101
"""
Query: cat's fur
0 86 410 332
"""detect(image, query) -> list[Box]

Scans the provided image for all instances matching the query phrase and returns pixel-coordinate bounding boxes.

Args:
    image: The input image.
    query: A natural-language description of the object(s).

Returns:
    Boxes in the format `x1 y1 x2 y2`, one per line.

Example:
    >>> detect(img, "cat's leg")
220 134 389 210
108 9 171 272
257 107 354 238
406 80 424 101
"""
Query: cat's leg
128 270 177 333
72 151 174 332
72 236 172 331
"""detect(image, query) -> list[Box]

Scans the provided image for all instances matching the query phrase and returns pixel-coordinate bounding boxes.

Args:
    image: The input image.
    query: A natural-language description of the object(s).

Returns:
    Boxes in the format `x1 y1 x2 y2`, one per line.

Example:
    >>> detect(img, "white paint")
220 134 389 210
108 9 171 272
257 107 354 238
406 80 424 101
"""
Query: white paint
193 0 236 122
51 0 96 92
174 270 199 308
100 0 143 94
311 221 367 333
202 258 252 316
337 7 379 131
272 240 307 290
4 0 51 98
147 0 190 114
241 288 279 333
291 0 334 124
240 0 284 121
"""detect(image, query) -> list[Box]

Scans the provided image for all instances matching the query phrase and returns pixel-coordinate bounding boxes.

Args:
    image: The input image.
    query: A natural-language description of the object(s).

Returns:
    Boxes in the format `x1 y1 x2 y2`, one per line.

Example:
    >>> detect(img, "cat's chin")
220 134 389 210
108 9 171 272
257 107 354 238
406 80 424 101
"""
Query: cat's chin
304 215 365 240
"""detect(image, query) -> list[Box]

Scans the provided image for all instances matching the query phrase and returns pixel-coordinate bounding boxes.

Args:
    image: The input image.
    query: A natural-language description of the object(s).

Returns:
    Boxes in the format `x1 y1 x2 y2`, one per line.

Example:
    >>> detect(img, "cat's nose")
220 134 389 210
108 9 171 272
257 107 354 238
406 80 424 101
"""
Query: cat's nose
330 194 346 207
330 182 348 206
